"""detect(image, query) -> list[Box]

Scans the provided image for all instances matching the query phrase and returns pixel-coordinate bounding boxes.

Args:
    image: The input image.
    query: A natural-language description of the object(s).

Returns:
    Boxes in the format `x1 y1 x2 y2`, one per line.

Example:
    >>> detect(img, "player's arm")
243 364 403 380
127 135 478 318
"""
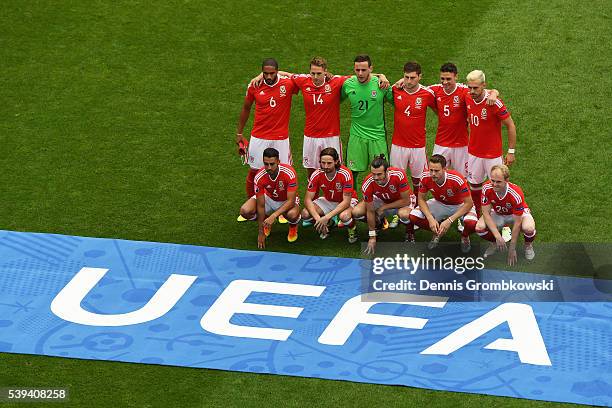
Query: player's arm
482 203 506 251
502 116 517 166
364 200 378 255
376 190 412 214
507 214 523 266
417 191 439 234
304 190 322 223
256 194 266 249
326 192 352 219
266 189 297 226
236 97 254 144
372 73 390 89
439 194 473 236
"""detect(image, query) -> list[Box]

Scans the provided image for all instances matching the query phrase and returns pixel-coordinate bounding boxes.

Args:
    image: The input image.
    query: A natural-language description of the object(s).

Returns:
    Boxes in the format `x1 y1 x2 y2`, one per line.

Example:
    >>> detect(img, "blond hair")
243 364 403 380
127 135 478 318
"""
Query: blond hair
490 164 510 180
466 69 486 84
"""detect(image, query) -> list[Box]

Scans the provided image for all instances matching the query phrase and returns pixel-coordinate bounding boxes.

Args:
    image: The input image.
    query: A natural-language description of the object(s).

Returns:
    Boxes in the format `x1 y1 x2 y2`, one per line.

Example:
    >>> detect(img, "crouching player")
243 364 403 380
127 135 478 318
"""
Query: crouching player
408 154 477 252
352 155 415 255
239 148 301 248
302 148 359 243
474 164 536 265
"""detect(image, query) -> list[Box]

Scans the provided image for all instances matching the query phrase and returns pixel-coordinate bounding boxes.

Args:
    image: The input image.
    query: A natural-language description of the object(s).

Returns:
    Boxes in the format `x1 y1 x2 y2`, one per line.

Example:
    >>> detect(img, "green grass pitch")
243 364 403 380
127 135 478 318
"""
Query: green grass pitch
0 0 610 406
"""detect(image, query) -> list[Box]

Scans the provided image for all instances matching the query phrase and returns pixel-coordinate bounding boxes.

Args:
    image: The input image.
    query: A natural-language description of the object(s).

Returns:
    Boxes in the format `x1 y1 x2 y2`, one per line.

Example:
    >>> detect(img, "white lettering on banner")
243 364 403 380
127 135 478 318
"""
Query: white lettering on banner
49 268 552 366
50 267 197 326
200 280 325 341
421 303 552 365
318 293 447 345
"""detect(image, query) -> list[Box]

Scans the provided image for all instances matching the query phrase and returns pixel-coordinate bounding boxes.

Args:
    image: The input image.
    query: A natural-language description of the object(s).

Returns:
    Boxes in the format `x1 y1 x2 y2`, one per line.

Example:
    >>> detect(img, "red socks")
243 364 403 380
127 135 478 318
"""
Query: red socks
246 168 258 197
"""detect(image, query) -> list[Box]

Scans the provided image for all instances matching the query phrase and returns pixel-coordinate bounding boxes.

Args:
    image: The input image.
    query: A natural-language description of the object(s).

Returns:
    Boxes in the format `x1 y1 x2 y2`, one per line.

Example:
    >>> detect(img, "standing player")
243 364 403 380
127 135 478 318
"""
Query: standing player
249 57 388 179
408 154 476 252
342 55 392 187
474 164 536 265
239 148 301 249
465 70 517 216
386 61 436 227
352 155 415 255
301 148 359 243
235 58 298 206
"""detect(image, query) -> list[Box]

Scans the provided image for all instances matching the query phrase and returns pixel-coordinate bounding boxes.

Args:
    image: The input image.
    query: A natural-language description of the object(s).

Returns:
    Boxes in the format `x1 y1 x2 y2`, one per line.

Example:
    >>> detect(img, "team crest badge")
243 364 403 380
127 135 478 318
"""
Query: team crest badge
389 185 397 193
371 90 377 98
280 85 286 96
278 181 285 190
506 202 512 208
415 97 422 107
325 84 331 93
453 95 460 104
446 188 454 197
481 108 488 119
335 182 342 191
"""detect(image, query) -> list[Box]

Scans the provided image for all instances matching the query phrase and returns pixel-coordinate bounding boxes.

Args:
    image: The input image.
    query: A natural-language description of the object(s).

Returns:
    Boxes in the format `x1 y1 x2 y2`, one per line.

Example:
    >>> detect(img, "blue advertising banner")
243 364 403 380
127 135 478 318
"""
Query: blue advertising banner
0 230 609 406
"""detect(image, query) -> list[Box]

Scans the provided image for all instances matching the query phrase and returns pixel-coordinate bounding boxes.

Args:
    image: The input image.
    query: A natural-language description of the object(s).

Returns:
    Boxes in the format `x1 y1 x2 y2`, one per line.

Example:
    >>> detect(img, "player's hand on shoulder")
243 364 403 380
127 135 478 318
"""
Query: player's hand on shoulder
485 89 500 106
377 74 390 90
249 73 264 88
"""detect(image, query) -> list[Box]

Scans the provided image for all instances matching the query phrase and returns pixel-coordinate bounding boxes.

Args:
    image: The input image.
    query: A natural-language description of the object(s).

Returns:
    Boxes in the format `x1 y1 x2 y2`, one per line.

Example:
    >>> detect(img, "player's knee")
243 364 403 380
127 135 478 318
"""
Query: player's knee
397 207 411 221
286 207 300 222
301 208 311 220
339 209 352 222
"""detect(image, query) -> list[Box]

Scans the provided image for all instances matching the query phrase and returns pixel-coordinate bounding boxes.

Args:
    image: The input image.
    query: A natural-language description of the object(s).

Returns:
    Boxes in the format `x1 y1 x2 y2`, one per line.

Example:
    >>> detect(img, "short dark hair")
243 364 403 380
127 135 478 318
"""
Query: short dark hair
371 154 389 170
429 154 447 168
263 147 280 159
440 62 458 74
354 54 372 66
403 61 421 75
261 58 278 70
320 147 340 169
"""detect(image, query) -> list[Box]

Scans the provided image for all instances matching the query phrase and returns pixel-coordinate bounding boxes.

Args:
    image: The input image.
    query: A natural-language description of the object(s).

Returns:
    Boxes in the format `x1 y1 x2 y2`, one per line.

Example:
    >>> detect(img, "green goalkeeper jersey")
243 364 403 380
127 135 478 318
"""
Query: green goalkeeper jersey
342 76 390 140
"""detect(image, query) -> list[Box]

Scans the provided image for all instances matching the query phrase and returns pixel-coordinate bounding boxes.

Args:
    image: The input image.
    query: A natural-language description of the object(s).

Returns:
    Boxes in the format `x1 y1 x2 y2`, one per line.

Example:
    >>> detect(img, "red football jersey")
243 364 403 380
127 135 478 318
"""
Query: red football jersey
429 83 469 147
254 163 298 202
388 85 436 148
466 91 511 158
307 165 356 202
362 167 412 204
481 181 529 216
292 74 349 138
245 76 298 140
419 169 470 205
